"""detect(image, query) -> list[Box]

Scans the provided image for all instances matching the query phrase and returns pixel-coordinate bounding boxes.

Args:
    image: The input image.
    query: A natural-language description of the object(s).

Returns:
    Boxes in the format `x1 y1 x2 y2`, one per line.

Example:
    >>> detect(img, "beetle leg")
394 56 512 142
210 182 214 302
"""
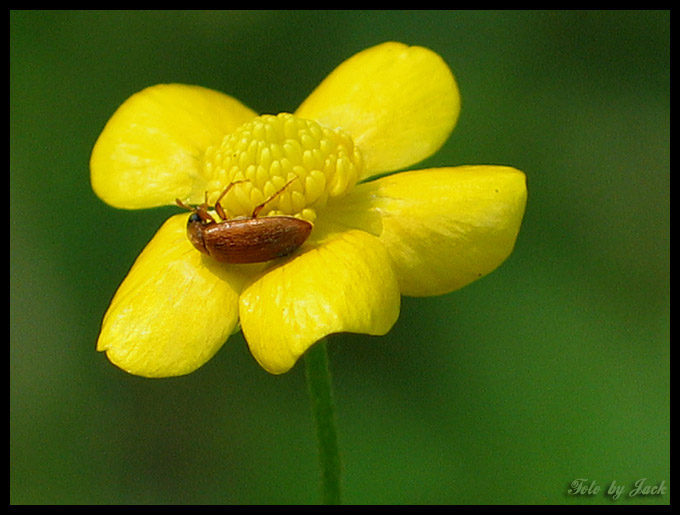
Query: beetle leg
214 180 247 208
252 177 299 218
213 180 249 220
196 205 216 224
214 200 227 221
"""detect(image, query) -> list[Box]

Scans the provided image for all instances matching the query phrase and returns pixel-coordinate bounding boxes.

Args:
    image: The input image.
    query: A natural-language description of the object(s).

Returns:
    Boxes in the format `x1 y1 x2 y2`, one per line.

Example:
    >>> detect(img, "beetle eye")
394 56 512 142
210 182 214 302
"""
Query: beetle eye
188 213 202 223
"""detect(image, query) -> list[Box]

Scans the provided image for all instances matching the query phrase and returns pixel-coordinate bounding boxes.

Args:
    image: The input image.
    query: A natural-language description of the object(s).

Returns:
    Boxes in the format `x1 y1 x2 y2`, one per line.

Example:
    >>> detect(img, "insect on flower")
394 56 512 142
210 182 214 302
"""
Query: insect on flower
91 43 527 377
175 178 313 264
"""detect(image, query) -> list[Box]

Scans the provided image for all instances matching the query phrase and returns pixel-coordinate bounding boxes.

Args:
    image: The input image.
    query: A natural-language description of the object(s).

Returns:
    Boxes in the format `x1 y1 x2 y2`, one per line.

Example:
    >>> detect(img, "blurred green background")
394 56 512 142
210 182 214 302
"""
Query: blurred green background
10 10 669 505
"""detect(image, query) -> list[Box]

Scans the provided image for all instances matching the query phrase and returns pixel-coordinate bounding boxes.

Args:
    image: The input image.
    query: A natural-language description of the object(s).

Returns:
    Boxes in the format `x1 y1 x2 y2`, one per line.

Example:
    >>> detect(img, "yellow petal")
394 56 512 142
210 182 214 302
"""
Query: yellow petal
296 42 460 177
239 230 400 374
97 214 250 378
90 84 257 209
360 166 527 297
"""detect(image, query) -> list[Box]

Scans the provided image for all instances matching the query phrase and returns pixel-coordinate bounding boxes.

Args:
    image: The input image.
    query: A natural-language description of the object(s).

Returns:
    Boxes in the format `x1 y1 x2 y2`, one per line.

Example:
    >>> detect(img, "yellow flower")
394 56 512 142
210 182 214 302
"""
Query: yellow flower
91 42 527 377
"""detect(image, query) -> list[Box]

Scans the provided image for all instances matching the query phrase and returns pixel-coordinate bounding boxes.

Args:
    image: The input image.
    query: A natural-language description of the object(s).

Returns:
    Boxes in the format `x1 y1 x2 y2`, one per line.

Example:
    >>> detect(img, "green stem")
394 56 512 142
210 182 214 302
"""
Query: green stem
304 339 341 505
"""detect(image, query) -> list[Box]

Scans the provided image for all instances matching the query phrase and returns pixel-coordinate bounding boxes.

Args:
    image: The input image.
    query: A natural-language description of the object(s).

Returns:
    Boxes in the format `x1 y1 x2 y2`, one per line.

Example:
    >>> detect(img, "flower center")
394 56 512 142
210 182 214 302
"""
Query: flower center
203 113 363 221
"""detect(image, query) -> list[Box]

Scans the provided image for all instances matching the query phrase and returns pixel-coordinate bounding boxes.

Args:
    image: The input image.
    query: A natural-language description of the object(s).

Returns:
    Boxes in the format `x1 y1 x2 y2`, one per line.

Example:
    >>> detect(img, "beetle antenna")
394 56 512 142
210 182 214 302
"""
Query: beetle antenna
176 197 216 224
175 198 193 211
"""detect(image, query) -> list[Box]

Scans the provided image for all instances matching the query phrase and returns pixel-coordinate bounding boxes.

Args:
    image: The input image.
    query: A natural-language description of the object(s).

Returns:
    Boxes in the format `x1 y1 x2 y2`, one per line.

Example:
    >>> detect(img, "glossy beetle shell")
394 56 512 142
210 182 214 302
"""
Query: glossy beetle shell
187 214 312 264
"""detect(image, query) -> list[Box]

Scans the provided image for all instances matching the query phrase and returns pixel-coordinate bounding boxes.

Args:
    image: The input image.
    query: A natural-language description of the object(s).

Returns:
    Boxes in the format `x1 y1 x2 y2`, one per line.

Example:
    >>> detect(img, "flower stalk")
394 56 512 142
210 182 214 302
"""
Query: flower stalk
304 339 341 505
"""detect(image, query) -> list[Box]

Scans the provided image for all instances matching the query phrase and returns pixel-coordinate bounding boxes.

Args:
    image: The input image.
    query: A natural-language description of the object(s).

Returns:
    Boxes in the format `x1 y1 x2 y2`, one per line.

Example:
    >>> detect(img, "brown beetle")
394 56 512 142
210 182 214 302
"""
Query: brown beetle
176 179 312 264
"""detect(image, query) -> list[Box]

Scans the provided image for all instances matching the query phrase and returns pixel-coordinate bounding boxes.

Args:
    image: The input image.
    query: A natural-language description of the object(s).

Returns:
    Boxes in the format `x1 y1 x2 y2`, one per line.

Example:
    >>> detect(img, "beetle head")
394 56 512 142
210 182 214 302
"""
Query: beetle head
175 197 216 225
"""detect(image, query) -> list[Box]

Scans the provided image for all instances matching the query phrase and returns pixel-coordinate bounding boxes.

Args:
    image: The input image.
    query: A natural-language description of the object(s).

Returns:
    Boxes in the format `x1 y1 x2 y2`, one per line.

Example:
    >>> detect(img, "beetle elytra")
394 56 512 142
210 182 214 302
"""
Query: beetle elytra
175 179 312 264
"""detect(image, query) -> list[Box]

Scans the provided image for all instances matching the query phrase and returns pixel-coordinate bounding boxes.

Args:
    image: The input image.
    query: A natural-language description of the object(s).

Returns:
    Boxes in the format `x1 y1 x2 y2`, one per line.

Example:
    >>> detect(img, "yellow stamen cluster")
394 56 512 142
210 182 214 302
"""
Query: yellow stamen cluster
203 113 363 221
